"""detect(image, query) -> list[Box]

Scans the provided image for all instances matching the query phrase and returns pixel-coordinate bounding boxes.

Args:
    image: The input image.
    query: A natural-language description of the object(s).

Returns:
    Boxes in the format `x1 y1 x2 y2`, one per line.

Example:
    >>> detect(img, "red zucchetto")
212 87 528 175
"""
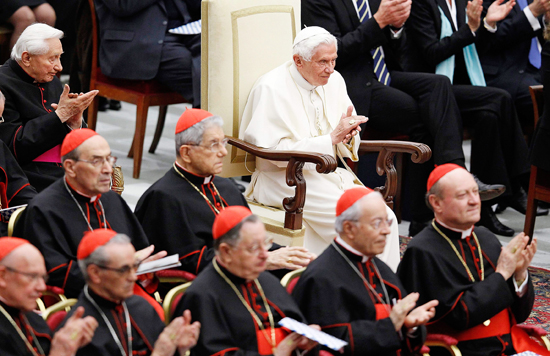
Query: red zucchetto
0 237 30 262
175 108 214 134
212 206 253 240
77 229 118 260
336 187 374 216
61 128 99 156
426 163 466 191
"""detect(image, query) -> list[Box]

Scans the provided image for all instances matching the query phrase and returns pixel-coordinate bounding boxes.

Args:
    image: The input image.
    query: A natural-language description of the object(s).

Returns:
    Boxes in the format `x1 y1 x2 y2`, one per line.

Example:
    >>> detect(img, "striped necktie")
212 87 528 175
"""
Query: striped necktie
356 0 391 85
516 0 541 68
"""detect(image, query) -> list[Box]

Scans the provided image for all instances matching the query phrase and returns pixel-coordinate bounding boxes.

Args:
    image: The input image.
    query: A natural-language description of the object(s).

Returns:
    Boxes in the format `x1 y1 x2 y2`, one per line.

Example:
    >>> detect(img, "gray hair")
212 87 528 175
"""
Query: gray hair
61 146 80 163
11 23 64 61
175 115 224 156
213 214 260 252
293 33 337 62
78 234 131 281
335 191 383 233
425 180 445 211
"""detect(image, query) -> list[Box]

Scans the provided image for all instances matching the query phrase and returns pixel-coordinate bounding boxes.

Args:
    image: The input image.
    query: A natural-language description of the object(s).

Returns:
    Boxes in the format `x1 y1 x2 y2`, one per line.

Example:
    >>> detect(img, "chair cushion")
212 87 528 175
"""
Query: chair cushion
47 311 67 331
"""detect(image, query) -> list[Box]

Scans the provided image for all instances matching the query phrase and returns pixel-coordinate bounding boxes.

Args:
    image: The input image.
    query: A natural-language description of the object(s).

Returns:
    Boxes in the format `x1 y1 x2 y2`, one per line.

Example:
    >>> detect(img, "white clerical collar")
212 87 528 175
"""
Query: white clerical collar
335 236 370 263
436 219 474 239
64 177 100 202
175 161 213 184
289 62 318 91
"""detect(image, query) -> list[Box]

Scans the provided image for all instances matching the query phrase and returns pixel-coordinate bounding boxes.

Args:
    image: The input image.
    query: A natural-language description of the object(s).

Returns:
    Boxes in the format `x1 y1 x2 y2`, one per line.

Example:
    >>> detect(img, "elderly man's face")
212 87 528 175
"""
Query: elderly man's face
223 221 269 281
348 195 391 257
90 243 137 303
431 169 481 230
69 136 113 196
295 43 337 87
25 38 63 83
186 125 227 176
0 245 47 312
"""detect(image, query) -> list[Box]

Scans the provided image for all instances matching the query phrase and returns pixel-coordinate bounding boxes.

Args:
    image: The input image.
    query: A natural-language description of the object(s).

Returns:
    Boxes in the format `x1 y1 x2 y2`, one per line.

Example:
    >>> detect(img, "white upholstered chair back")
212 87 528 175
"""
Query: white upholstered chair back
201 0 300 177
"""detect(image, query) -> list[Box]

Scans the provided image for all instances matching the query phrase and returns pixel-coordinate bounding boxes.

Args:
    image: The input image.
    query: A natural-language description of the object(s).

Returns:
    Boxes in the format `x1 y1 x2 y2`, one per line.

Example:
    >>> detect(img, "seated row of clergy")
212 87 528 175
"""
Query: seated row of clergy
0 166 543 356
13 107 400 300
0 234 200 356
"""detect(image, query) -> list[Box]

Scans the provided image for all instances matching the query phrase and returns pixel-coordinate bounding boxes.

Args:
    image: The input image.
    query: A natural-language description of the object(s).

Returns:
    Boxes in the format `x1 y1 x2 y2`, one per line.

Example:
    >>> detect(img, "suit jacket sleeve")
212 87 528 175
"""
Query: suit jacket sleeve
480 1 543 52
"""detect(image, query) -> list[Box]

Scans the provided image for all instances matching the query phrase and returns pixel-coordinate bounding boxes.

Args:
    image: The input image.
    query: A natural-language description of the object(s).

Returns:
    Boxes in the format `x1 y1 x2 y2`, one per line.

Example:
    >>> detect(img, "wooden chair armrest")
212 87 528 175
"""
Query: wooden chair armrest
425 334 462 356
358 140 432 205
227 137 337 173
227 137 338 230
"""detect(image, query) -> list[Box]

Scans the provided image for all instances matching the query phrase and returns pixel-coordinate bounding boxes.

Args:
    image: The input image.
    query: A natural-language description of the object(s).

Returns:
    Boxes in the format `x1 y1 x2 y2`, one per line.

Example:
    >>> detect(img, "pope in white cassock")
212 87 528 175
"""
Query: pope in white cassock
239 26 400 270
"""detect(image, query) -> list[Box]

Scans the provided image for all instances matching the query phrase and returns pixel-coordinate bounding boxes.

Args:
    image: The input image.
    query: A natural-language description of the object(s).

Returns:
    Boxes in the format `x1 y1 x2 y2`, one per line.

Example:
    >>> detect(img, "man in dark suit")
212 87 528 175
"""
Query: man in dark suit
401 0 549 234
302 0 508 236
479 0 548 131
94 0 200 107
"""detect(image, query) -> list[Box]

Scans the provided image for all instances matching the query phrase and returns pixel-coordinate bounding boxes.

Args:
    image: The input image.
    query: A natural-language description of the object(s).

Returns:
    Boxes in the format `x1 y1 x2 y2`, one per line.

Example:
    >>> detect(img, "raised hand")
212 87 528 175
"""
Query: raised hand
52 85 98 128
389 293 419 331
514 235 536 283
50 306 98 356
331 105 368 145
466 0 484 32
486 0 516 28
496 232 528 280
404 299 439 329
266 246 316 270
529 0 550 17
373 0 412 29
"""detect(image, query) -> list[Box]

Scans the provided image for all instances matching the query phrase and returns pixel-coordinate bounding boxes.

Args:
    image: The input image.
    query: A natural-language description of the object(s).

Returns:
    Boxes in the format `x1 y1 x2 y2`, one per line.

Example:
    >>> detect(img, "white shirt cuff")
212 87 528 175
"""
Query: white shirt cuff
524 6 542 31
390 27 404 39
483 17 497 33
513 274 529 297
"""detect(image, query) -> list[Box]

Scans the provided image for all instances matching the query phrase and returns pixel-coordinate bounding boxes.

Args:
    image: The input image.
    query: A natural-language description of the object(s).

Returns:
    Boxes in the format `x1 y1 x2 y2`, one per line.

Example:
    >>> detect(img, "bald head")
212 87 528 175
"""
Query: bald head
0 244 47 312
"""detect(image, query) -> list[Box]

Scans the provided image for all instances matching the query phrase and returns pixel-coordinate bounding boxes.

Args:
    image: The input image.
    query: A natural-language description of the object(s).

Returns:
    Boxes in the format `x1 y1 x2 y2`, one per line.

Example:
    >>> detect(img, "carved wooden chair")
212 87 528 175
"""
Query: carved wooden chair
524 85 550 238
202 0 431 246
42 298 78 331
87 0 189 179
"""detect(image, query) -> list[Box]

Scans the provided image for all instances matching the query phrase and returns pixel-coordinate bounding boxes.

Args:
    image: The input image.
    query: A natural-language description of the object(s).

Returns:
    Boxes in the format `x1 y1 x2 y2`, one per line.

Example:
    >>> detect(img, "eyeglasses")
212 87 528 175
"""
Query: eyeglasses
94 261 141 276
234 237 273 256
76 156 117 168
3 265 49 283
189 138 229 153
352 218 393 230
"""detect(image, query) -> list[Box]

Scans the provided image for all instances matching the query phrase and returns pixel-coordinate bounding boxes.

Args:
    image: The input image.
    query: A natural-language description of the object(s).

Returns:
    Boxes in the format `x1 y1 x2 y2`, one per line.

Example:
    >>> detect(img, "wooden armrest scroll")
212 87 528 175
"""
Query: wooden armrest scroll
358 140 432 203
227 137 338 230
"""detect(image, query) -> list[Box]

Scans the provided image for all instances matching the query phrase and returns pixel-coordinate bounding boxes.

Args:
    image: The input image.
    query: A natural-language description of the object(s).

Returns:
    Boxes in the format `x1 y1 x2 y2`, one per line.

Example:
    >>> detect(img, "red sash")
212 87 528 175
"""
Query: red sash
511 325 550 355
32 145 61 163
429 309 511 341
375 304 391 320
256 327 288 355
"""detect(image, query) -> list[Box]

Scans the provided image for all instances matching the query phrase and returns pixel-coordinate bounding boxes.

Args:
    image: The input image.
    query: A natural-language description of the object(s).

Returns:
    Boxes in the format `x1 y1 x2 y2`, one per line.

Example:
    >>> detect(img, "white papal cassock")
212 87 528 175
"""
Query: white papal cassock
239 60 400 271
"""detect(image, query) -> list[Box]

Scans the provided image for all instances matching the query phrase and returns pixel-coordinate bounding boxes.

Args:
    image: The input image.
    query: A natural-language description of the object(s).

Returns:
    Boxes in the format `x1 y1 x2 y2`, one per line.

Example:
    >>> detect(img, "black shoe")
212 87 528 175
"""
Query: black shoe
98 97 109 112
477 205 514 236
409 220 428 237
496 187 549 216
109 100 122 111
473 176 505 202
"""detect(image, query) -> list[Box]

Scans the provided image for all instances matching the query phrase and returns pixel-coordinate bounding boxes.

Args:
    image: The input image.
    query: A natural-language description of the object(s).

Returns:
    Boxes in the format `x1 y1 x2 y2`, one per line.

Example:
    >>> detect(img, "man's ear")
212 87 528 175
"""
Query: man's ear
87 264 102 284
179 145 193 164
342 220 357 240
63 160 77 178
218 243 233 263
20 52 32 67
0 266 8 288
293 54 303 69
429 194 443 214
